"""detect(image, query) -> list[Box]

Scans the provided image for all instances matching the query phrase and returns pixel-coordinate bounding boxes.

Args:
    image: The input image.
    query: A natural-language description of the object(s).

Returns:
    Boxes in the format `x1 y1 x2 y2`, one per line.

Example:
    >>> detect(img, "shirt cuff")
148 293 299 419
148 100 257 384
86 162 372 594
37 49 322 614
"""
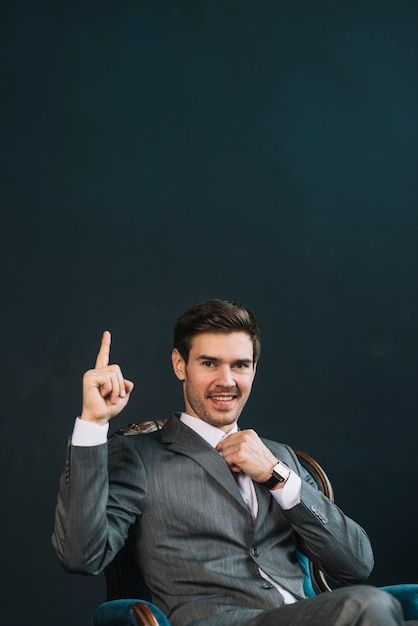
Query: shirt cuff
71 417 109 447
270 470 301 510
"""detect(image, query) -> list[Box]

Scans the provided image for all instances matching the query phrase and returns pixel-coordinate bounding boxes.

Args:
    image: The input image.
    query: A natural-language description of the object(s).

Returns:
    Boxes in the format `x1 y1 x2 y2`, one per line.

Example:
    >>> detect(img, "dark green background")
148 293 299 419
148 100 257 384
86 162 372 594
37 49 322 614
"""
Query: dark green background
1 1 417 624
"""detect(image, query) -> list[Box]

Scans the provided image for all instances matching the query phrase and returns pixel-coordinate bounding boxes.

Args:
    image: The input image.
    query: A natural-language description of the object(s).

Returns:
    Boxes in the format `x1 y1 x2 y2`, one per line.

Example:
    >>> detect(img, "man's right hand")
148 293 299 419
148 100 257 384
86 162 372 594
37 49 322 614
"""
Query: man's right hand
80 331 134 426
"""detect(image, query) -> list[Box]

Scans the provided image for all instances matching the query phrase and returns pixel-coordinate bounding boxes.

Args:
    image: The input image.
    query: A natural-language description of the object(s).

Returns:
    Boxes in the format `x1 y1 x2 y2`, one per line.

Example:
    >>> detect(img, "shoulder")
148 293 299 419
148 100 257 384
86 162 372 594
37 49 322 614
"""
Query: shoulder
108 426 164 455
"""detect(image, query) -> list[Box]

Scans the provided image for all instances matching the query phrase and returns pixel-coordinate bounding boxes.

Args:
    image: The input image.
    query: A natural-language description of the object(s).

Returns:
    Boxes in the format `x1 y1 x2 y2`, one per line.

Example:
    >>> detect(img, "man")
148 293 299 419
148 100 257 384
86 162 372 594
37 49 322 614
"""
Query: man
53 299 411 625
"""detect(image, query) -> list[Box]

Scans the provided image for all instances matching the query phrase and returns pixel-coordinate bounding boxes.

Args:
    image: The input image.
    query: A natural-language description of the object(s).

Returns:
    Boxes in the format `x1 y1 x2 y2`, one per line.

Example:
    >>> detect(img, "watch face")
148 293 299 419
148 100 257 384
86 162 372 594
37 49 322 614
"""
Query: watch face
272 462 290 482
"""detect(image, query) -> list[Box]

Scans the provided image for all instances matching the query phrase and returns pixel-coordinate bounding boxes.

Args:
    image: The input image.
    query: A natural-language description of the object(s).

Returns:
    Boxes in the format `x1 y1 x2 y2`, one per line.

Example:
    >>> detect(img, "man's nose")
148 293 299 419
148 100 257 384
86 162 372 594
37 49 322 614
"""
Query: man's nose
216 366 235 387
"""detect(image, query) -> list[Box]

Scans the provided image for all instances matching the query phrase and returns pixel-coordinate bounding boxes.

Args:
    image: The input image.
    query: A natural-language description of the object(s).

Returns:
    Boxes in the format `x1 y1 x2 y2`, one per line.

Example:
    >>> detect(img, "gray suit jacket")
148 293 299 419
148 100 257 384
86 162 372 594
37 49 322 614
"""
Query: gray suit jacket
53 414 374 626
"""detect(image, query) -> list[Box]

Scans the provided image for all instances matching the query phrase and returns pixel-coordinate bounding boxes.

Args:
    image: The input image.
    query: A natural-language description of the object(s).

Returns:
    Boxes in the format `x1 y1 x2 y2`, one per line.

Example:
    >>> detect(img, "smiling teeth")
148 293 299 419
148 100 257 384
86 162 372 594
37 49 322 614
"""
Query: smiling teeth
212 396 234 401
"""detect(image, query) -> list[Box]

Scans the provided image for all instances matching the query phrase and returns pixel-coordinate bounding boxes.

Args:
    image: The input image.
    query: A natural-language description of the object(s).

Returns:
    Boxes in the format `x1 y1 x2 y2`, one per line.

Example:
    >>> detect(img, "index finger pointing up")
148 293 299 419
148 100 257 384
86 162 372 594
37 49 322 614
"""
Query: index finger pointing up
95 330 111 369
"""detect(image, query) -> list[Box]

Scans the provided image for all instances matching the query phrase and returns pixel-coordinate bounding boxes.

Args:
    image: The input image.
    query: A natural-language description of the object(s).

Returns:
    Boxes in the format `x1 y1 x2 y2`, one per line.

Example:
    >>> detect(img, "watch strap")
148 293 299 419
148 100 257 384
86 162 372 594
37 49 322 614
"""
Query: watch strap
263 474 283 489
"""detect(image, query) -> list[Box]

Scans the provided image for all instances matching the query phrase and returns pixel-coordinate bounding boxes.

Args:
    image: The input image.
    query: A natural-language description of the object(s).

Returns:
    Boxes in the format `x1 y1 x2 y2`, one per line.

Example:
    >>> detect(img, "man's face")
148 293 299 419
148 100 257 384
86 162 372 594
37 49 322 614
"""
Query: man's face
172 332 257 432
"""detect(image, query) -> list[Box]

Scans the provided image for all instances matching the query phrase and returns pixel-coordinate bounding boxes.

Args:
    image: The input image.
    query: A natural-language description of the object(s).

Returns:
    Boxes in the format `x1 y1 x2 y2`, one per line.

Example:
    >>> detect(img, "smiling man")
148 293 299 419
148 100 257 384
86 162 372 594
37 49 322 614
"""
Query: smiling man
52 299 412 626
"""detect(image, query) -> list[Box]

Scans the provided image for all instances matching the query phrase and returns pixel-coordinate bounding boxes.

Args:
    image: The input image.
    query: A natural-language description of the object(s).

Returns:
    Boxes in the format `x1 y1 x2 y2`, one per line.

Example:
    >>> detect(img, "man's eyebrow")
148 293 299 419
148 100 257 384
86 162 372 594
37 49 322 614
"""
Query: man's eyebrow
196 355 253 364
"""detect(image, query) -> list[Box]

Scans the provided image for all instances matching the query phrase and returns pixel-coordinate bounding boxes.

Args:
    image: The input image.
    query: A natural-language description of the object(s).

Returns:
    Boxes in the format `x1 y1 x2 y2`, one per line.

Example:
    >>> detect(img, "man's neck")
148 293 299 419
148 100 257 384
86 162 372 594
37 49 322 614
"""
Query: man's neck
180 412 238 447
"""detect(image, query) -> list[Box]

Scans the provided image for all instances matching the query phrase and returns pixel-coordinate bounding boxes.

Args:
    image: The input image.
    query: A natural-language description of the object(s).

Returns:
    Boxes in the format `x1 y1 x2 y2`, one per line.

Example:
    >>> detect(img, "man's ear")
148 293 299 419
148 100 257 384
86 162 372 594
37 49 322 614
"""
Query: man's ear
172 348 186 381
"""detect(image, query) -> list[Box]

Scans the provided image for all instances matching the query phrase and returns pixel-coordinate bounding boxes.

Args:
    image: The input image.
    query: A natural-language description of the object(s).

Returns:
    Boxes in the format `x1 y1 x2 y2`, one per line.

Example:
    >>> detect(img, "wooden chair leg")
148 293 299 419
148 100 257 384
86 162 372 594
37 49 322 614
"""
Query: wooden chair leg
129 602 160 626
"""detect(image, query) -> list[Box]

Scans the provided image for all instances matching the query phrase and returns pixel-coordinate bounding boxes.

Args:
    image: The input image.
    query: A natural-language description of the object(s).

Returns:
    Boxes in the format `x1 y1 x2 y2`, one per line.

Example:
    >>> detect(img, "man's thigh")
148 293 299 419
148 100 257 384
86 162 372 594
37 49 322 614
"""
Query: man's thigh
247 585 406 626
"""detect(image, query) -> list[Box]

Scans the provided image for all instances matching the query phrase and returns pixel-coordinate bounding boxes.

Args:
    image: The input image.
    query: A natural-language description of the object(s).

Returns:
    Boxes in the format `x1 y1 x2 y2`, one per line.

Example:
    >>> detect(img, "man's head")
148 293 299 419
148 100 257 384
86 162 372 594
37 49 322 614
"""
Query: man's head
172 300 261 431
173 299 261 365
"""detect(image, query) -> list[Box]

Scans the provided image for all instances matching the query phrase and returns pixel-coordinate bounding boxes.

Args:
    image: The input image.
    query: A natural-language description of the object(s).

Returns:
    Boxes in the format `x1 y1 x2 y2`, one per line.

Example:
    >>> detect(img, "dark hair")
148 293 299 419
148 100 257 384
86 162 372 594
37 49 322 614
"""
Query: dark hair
173 299 261 363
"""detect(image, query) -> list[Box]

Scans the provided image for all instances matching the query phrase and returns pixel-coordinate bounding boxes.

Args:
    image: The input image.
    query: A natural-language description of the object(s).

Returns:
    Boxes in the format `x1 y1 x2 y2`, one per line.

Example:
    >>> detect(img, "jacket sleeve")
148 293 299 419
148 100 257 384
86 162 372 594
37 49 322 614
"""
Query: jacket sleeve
52 434 146 575
270 443 374 585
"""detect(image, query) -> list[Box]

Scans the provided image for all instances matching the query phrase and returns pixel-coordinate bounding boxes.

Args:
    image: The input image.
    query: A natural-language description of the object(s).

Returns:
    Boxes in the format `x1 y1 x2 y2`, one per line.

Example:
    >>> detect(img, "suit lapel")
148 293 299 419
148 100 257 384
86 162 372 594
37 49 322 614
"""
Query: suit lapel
161 415 250 513
253 481 271 529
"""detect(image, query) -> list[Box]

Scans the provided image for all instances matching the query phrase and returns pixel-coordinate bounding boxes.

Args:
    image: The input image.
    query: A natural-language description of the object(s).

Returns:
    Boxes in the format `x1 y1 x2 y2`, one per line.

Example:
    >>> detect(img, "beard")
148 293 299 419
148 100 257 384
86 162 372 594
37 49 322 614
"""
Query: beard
183 383 248 428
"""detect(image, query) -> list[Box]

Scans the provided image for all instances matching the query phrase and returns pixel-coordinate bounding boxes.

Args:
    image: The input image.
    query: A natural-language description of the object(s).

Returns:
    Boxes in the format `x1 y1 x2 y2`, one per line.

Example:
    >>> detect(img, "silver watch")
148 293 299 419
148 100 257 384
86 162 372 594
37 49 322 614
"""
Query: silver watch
263 461 291 489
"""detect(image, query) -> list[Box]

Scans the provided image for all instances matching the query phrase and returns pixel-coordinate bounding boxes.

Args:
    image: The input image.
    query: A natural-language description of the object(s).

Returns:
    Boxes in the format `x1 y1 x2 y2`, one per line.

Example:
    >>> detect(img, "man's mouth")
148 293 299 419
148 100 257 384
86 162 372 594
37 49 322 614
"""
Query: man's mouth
210 395 236 401
208 393 239 409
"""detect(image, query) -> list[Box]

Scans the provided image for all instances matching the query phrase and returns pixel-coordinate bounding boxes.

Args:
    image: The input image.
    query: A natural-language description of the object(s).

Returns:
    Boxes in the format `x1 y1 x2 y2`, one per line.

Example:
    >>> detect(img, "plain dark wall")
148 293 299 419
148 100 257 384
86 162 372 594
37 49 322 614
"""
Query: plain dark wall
1 1 417 624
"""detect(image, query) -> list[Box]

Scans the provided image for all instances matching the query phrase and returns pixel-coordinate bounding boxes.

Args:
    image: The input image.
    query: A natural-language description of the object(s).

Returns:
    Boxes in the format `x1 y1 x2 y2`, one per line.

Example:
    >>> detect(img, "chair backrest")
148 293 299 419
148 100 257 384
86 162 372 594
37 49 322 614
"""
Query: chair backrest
104 420 334 601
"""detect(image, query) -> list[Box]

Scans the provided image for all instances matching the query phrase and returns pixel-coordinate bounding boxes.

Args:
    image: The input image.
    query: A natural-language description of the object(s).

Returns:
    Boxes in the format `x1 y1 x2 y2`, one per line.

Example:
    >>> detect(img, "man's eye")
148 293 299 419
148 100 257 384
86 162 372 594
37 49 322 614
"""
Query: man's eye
235 362 247 369
203 361 214 367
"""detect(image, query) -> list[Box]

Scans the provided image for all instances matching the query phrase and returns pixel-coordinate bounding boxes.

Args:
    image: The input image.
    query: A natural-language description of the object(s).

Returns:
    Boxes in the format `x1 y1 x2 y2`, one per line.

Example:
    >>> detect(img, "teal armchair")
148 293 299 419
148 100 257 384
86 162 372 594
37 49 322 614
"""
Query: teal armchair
93 421 418 626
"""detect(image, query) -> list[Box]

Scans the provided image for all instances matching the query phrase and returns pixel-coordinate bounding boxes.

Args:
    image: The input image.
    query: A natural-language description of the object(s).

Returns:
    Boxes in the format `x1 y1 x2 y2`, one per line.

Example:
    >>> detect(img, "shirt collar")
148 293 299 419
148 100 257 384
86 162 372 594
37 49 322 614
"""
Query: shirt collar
180 412 238 448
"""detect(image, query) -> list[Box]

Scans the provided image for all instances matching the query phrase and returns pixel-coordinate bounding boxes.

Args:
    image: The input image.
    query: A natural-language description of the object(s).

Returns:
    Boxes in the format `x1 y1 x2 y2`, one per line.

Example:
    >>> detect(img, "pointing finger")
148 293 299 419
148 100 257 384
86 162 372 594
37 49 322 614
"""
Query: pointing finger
95 330 111 369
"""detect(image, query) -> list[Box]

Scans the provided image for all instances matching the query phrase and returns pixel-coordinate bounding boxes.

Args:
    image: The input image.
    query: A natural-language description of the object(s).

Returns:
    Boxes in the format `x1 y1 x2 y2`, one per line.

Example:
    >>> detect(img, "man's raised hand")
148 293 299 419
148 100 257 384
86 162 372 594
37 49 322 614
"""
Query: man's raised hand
80 331 134 425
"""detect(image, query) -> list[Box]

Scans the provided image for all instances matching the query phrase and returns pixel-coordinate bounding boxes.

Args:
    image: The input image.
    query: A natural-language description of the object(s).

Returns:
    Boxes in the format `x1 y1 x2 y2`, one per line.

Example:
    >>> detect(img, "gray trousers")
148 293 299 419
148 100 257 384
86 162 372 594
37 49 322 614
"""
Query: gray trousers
190 586 418 626
247 586 417 626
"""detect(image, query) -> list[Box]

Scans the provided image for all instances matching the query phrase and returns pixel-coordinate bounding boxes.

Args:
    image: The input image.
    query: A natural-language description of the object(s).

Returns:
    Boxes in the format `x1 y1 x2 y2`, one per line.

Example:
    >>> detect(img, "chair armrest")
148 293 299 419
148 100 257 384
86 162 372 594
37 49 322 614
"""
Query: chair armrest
94 599 171 626
129 602 160 626
380 584 418 621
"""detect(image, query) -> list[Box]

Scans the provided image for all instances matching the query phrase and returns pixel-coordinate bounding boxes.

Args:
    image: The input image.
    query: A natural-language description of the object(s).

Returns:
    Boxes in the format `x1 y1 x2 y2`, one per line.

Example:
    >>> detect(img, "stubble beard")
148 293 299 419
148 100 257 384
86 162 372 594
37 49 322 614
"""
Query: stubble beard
184 386 247 428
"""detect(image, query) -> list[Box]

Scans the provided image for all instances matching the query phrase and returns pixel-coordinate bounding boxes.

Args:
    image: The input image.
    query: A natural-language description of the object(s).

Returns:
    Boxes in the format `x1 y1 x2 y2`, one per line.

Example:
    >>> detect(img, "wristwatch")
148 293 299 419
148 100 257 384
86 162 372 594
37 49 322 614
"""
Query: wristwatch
263 461 291 489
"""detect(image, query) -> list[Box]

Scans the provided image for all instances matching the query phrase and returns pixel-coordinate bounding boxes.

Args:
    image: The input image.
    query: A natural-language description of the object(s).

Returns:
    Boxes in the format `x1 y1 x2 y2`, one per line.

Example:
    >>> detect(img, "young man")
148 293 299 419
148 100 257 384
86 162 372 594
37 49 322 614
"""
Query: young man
53 299 410 626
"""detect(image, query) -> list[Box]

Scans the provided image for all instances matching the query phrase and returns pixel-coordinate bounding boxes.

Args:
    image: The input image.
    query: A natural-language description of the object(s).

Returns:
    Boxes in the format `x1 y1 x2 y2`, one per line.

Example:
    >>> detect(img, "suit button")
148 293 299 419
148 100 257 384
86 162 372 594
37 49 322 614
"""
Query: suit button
262 582 274 589
251 547 260 557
